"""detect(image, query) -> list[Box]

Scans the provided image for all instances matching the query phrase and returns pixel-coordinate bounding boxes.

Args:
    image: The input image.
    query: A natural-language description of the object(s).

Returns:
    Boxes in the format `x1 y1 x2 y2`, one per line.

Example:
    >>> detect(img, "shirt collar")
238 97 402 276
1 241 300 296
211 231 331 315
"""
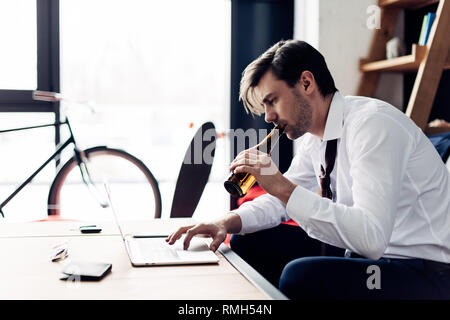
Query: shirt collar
322 91 344 142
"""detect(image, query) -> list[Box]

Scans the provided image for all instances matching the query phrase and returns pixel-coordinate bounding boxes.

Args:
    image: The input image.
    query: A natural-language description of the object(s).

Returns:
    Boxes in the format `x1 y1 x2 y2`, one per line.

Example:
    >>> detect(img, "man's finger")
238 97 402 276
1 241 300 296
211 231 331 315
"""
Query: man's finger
166 225 194 245
209 234 226 252
183 224 210 250
230 156 259 171
233 165 257 176
232 149 259 165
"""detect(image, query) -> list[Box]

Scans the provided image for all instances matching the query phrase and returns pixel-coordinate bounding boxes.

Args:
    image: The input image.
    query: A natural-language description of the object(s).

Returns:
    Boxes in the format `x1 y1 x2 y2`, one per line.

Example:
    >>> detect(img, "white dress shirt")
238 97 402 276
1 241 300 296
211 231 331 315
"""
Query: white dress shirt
233 92 450 263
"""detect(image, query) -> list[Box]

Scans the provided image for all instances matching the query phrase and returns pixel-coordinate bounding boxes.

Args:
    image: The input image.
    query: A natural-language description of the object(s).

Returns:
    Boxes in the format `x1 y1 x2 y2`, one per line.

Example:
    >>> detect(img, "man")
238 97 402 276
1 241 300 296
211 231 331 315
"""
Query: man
166 40 450 299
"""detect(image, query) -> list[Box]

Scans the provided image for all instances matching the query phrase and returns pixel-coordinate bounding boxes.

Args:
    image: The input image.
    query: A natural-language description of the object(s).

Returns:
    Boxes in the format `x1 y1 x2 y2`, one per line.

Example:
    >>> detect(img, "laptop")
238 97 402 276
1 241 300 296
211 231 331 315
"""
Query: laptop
104 184 219 267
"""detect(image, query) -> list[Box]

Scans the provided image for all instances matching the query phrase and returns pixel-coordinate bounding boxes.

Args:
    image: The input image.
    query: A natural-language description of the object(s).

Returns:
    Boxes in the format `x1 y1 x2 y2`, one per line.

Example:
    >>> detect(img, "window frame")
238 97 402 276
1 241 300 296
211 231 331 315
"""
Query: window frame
0 0 60 144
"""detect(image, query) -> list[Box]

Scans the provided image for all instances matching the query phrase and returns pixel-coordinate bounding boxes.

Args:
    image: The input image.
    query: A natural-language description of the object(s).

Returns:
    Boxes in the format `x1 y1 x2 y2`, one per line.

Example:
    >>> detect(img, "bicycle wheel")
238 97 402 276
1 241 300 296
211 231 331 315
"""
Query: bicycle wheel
48 146 162 220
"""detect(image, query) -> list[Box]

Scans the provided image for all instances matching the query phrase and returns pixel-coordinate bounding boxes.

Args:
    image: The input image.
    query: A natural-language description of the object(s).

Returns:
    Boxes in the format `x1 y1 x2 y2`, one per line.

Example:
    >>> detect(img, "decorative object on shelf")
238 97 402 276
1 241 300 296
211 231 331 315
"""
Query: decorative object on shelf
386 37 406 59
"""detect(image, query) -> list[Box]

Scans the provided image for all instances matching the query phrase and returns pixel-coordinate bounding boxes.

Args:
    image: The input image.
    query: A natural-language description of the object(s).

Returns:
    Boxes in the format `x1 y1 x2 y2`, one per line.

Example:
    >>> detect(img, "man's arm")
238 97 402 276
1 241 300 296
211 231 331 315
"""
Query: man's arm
168 137 318 249
232 112 413 260
231 152 297 205
230 136 318 234
285 113 412 260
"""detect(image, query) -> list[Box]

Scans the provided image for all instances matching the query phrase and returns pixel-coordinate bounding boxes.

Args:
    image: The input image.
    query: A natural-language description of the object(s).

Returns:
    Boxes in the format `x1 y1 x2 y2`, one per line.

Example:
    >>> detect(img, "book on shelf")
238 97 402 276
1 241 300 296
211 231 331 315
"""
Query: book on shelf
418 12 436 46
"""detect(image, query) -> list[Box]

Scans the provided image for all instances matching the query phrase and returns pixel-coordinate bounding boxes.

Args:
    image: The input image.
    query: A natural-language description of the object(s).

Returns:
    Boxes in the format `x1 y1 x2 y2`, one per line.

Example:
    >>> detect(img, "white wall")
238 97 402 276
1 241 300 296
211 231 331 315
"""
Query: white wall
294 0 404 108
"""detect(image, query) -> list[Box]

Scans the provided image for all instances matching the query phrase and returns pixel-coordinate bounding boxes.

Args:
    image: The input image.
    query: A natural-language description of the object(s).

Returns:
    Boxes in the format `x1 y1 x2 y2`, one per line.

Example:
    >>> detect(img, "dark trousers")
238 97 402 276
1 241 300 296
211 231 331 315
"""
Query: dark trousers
230 224 450 300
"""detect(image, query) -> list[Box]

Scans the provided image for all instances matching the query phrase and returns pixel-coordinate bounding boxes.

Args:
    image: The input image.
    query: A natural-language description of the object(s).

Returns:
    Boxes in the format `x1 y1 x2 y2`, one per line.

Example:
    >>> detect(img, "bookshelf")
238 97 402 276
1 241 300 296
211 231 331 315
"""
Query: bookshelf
357 0 450 133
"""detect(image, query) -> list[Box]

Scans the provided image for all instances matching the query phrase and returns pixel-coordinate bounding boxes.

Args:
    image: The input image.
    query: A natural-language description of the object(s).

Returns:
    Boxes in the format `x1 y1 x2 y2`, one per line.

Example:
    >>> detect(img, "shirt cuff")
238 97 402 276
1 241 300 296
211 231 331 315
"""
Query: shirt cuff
230 203 259 234
285 185 322 226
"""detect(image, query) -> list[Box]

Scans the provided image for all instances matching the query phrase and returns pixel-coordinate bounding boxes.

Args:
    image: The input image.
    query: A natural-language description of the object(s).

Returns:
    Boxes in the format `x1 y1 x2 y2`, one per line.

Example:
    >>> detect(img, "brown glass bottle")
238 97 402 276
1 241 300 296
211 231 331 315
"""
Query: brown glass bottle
224 125 285 198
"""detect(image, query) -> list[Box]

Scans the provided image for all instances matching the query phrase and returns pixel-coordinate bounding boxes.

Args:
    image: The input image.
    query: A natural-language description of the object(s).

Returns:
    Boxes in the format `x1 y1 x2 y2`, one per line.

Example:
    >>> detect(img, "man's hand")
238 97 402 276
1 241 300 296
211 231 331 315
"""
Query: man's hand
166 213 242 252
229 148 297 205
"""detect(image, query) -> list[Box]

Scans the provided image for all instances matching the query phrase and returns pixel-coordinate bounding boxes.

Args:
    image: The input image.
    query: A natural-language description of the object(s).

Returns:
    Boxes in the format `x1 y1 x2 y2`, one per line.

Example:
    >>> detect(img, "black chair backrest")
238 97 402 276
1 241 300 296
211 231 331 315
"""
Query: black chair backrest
169 122 216 218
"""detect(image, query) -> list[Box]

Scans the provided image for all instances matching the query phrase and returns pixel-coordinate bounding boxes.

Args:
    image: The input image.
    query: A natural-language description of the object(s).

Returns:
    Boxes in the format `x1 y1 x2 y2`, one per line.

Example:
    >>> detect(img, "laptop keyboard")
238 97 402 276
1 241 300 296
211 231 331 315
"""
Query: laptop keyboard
130 238 180 261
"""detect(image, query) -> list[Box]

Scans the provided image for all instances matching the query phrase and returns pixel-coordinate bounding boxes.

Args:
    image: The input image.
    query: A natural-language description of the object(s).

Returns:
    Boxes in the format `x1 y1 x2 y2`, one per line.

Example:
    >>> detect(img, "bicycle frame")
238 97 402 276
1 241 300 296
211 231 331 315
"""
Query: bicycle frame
0 117 105 218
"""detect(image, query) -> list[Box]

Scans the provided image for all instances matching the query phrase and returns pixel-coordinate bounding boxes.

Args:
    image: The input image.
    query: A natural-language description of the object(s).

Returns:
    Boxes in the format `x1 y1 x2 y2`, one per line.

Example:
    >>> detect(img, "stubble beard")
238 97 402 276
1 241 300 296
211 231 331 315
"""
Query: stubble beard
288 89 312 140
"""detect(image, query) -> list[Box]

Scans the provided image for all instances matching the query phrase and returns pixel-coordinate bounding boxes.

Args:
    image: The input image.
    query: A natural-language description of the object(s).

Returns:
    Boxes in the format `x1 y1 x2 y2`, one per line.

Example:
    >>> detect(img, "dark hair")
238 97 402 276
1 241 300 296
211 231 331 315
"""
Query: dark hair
240 39 337 115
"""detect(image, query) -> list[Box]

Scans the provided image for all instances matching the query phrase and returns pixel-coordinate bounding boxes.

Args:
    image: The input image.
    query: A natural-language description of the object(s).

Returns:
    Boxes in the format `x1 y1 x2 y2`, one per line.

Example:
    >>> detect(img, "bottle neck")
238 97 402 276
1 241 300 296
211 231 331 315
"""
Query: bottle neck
256 126 284 155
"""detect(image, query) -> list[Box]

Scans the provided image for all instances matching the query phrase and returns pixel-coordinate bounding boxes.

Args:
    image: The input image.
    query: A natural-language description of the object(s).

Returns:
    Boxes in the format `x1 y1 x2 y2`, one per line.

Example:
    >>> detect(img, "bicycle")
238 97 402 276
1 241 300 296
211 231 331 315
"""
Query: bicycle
0 91 162 220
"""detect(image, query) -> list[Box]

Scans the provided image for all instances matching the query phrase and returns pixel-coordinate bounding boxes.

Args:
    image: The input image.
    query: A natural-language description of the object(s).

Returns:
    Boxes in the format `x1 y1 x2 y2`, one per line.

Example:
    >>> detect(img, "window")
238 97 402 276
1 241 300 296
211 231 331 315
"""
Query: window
59 0 231 220
0 0 230 221
0 0 58 221
0 1 37 90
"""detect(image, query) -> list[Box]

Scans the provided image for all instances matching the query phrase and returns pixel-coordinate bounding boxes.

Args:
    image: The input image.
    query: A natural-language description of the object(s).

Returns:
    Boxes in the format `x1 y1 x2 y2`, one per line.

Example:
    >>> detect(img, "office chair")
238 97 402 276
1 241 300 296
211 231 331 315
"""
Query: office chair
169 122 217 218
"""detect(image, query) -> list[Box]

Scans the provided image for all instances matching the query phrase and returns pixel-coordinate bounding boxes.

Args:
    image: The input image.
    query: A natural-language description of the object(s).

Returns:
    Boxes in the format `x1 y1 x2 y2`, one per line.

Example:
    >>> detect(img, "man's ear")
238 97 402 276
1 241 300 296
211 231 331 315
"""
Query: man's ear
299 71 314 95
303 80 310 91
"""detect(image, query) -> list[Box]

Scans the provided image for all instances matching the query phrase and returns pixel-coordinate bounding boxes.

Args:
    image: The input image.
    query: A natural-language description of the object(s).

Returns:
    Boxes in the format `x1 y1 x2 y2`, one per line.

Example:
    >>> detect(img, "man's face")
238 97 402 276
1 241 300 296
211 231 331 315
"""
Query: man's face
255 70 312 140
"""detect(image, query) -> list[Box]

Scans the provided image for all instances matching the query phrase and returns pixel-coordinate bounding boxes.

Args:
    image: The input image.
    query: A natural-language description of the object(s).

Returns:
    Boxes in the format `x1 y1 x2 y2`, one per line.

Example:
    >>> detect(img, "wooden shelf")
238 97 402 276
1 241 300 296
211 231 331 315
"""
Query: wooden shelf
360 44 450 72
379 0 439 9
360 44 427 72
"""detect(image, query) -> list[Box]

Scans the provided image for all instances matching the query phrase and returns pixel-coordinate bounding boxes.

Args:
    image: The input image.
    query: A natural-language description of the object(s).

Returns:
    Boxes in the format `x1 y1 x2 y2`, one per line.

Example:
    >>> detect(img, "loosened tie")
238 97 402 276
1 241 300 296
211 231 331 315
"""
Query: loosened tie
319 139 337 200
318 139 337 256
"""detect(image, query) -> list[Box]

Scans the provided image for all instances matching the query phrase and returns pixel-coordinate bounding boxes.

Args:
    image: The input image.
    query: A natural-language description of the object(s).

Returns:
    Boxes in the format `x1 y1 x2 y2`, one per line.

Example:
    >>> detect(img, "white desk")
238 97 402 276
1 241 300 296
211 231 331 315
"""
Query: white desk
0 219 286 300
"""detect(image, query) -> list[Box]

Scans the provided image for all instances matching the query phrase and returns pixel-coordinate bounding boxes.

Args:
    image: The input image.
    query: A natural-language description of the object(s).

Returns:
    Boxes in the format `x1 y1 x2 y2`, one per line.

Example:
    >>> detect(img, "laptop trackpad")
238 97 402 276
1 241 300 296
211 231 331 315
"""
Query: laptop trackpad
129 236 219 265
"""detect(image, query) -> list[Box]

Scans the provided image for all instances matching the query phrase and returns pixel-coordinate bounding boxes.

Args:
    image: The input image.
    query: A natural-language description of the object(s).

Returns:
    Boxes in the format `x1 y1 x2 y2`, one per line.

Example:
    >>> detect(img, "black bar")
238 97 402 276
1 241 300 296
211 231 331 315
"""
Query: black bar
0 90 38 104
0 103 55 113
37 0 60 93
0 90 54 112
37 0 61 148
